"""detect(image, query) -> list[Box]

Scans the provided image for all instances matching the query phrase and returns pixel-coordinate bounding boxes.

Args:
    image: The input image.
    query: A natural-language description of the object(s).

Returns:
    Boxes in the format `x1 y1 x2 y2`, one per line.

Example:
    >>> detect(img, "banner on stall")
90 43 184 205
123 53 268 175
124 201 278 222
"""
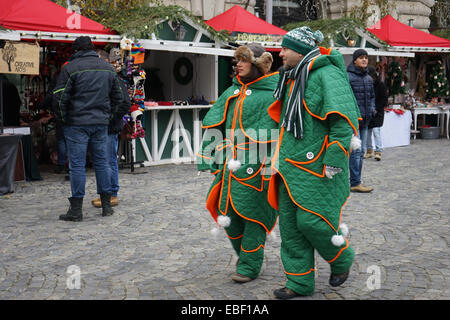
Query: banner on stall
233 32 283 44
0 41 40 75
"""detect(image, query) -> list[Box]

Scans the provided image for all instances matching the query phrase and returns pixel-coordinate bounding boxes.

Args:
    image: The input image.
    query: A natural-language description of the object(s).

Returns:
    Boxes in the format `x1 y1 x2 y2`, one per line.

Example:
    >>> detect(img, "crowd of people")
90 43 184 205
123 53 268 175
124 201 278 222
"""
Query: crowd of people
198 27 388 299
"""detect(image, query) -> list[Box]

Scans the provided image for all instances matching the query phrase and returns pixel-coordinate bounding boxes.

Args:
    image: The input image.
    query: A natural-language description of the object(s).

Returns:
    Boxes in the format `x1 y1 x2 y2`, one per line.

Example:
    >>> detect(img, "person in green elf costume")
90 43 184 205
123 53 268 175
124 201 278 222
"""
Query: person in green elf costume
197 43 279 283
266 27 362 299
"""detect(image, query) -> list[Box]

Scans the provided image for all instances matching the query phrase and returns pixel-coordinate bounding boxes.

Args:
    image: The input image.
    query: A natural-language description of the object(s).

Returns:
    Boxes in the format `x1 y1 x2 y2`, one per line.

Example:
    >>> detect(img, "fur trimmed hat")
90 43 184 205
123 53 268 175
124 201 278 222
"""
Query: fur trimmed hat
234 43 273 74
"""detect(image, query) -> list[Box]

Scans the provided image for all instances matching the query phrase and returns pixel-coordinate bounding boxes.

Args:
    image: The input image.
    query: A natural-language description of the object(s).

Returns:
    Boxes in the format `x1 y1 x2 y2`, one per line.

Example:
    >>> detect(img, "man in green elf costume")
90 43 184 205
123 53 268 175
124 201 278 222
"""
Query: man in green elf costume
266 27 361 299
197 43 279 283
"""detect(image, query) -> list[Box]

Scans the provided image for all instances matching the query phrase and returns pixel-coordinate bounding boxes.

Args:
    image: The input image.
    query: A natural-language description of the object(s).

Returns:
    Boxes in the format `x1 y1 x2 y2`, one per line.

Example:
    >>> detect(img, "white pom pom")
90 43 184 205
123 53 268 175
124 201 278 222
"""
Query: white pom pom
340 223 349 237
210 227 219 239
331 234 345 247
227 159 241 172
217 215 231 227
350 135 361 151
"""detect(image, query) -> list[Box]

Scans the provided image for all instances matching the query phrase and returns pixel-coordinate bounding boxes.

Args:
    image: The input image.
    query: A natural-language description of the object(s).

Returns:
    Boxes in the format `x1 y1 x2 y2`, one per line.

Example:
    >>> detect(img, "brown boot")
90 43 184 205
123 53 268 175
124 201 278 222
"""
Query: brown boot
231 273 253 283
364 149 373 159
92 196 118 208
350 184 374 193
374 152 382 161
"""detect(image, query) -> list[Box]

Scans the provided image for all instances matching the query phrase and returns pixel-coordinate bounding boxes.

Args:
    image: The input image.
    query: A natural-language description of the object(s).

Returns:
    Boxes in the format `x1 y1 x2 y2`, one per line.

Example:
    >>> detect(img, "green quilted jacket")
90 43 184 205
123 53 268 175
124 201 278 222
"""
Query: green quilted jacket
268 48 361 232
197 72 280 233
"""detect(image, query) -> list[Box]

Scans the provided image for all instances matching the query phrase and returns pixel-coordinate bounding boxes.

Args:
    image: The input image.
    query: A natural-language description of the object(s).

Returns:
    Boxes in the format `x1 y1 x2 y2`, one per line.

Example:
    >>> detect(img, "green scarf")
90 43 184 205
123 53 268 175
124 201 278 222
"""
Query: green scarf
273 48 320 139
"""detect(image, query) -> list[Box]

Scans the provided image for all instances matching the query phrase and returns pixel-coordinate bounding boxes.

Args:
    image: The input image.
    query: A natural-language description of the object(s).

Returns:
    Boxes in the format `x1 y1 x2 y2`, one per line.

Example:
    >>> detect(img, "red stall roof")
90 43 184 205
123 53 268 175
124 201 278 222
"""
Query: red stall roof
206 5 286 36
0 0 115 35
367 15 450 48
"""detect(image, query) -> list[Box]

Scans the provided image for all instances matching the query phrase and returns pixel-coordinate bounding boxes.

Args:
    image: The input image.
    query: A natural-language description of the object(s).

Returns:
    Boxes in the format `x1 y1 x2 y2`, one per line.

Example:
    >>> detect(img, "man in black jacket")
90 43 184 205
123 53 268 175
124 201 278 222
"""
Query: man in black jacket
52 36 124 221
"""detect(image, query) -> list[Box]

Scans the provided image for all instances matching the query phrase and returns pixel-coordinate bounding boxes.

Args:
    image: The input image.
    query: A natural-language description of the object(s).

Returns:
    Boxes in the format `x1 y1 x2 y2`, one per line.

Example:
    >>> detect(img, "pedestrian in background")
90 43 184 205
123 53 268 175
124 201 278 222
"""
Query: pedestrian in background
365 66 387 161
53 36 124 221
91 50 131 208
347 49 375 193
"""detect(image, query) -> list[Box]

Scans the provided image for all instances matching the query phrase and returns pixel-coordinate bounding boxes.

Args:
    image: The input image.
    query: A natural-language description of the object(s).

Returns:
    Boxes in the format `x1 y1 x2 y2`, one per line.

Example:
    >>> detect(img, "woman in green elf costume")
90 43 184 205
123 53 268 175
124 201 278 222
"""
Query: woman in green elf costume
197 43 279 283
267 27 362 299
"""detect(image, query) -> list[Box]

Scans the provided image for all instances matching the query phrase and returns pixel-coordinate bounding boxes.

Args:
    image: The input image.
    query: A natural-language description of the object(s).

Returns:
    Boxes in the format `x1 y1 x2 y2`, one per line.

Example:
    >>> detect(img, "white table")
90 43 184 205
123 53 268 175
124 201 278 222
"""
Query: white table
378 110 412 148
412 106 450 139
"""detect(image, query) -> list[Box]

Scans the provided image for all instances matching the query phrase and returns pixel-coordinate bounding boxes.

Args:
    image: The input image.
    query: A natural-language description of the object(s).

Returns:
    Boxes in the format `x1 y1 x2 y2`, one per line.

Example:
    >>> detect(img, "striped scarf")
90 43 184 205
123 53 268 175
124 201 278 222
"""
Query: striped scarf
273 48 320 139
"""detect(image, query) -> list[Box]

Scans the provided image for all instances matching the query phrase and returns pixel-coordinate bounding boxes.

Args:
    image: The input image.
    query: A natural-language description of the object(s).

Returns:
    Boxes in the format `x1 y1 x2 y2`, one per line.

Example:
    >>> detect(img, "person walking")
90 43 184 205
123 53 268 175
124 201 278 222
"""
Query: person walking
91 50 131 208
365 66 387 161
53 36 124 221
266 26 361 299
347 49 376 192
197 43 279 283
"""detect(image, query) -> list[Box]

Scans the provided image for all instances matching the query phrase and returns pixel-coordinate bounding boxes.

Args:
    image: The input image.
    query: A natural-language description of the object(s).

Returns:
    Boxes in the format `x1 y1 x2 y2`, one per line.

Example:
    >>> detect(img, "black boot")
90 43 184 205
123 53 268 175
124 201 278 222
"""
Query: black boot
100 193 114 217
59 197 83 222
329 270 350 287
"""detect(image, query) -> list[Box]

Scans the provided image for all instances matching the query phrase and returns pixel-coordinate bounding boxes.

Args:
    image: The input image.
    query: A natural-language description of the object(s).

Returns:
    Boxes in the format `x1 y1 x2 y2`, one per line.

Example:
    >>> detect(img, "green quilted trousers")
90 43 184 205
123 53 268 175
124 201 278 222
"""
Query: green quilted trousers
278 183 354 295
223 208 267 279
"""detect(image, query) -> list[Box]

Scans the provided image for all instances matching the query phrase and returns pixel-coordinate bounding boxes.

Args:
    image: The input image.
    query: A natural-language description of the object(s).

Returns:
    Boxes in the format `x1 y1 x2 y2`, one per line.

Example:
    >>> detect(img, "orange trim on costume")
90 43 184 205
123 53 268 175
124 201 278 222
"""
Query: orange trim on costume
284 268 315 276
275 169 337 232
225 232 244 240
202 91 241 129
267 100 282 123
327 140 349 158
229 195 271 233
241 244 265 253
327 238 349 263
286 136 328 165
206 182 222 222
267 173 279 211
319 46 332 55
302 99 358 136
196 152 212 160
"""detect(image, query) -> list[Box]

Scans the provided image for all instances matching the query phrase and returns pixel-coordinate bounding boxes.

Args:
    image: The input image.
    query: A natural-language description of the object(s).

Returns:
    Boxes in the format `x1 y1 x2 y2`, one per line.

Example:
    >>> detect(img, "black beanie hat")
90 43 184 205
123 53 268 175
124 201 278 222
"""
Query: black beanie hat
72 36 94 52
353 48 368 62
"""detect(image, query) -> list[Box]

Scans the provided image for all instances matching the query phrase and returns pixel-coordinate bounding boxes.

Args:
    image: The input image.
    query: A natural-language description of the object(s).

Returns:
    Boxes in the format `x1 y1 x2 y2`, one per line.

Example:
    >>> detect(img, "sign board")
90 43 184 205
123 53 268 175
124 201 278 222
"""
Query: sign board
0 41 40 75
233 32 283 44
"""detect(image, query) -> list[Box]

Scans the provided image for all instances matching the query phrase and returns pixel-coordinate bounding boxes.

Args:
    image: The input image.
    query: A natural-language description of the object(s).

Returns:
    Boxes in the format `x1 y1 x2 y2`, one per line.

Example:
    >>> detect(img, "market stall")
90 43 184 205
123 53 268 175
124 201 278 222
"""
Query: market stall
0 0 120 186
367 15 450 141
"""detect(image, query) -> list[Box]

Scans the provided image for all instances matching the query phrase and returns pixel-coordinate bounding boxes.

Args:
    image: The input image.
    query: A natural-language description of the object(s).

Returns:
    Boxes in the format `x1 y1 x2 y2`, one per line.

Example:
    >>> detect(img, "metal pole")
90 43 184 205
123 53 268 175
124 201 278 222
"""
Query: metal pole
266 0 273 24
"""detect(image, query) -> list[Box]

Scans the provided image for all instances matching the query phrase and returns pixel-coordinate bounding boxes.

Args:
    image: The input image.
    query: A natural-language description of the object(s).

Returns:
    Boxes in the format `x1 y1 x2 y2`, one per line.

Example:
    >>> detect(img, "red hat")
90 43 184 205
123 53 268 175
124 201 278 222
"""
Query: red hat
130 104 143 121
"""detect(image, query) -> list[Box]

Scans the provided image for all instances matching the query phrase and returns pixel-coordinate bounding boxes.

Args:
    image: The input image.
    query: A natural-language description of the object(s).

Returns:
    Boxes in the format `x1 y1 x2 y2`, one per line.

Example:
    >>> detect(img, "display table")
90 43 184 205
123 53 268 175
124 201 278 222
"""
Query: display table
0 134 22 195
412 106 450 140
134 104 212 166
378 109 412 148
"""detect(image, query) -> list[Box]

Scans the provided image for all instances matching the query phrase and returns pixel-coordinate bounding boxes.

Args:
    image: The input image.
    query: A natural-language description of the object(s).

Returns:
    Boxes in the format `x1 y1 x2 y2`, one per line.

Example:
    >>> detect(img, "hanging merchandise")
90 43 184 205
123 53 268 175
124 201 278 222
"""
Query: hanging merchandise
131 42 145 64
425 59 449 100
386 59 406 97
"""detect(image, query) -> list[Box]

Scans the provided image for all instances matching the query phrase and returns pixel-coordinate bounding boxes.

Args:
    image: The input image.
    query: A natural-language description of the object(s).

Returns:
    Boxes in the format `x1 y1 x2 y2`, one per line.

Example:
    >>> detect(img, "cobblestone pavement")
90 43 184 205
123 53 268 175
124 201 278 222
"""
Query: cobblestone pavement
0 138 449 300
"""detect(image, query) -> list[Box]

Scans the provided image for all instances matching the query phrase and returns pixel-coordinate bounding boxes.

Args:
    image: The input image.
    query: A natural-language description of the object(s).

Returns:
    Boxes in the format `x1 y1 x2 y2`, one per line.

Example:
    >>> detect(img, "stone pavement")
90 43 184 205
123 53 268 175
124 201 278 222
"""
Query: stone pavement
0 138 449 300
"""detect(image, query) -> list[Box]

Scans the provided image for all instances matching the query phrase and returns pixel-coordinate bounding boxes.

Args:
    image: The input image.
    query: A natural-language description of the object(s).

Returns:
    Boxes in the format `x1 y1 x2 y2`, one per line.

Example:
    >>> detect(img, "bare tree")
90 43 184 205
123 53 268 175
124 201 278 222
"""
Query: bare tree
2 42 17 72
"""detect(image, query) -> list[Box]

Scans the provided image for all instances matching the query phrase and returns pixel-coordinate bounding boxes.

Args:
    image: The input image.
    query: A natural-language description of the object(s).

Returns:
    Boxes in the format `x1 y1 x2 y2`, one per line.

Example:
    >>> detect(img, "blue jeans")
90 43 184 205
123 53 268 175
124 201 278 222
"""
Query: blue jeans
107 134 119 197
367 127 383 153
63 125 111 198
57 137 67 166
349 126 368 187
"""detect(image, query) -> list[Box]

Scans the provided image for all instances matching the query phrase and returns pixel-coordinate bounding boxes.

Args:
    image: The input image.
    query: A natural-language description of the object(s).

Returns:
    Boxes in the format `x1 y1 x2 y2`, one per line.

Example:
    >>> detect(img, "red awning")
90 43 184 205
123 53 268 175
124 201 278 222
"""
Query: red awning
206 5 286 36
0 0 116 35
367 15 450 48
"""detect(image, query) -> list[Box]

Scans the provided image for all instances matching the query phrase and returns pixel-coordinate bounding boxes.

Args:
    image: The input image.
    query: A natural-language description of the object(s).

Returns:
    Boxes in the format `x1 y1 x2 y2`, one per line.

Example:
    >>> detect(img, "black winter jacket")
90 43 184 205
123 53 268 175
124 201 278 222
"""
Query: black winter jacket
368 77 388 129
52 50 124 126
108 79 131 134
347 63 375 128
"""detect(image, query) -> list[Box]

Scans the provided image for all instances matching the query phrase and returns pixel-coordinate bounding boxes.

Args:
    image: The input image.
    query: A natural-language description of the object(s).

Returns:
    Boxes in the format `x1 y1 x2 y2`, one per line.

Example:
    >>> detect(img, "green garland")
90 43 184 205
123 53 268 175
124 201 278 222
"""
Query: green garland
283 17 369 48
